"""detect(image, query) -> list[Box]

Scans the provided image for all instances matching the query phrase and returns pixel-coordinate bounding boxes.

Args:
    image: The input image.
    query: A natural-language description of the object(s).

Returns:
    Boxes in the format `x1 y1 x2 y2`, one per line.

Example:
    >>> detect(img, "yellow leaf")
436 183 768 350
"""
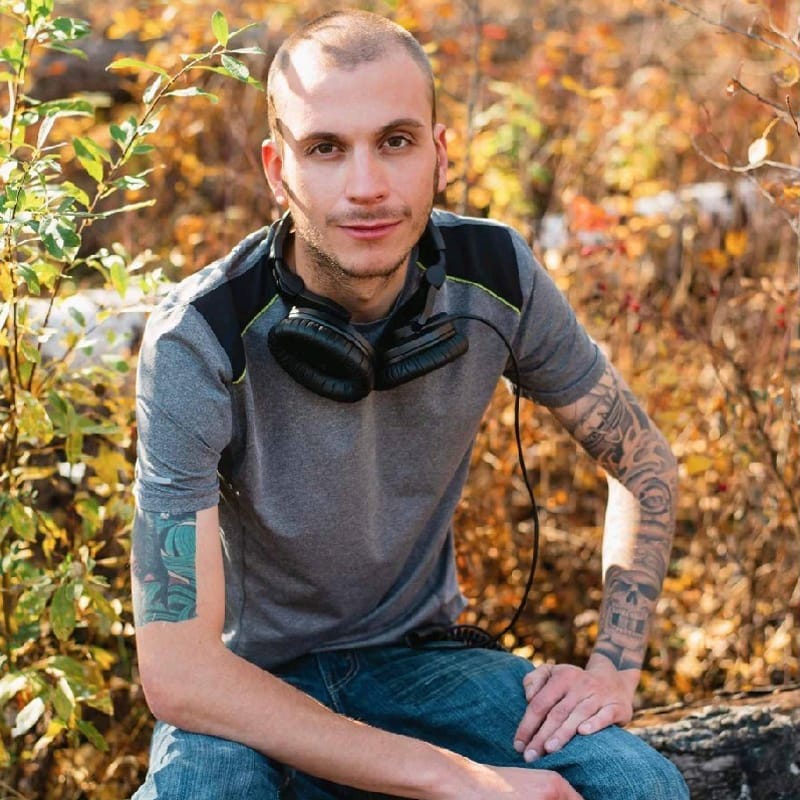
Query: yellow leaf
747 137 770 165
0 262 13 301
773 63 799 88
700 248 729 272
724 230 748 257
685 454 713 476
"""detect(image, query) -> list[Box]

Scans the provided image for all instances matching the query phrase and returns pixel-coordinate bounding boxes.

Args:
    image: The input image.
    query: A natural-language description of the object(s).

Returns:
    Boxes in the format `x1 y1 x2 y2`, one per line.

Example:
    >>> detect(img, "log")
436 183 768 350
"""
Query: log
629 686 800 799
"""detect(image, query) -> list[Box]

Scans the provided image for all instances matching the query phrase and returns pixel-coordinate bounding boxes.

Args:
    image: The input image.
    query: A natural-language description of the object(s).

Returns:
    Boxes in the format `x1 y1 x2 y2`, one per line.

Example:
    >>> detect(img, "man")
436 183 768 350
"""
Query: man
131 10 689 799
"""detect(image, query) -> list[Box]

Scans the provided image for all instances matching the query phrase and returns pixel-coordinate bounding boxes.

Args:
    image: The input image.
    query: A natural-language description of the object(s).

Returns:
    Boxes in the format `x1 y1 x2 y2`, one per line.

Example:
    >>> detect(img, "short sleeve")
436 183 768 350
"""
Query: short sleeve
506 230 607 407
134 301 233 513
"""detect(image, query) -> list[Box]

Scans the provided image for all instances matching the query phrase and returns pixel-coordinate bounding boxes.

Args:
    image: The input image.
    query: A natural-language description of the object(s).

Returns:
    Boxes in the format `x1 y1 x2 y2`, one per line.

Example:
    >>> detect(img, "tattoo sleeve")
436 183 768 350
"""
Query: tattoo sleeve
553 363 678 671
131 508 198 626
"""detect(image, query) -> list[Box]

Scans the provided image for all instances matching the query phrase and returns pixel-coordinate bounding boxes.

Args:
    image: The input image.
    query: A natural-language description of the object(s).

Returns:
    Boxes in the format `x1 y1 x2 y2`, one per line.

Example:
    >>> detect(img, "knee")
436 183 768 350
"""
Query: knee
616 746 689 800
133 724 283 800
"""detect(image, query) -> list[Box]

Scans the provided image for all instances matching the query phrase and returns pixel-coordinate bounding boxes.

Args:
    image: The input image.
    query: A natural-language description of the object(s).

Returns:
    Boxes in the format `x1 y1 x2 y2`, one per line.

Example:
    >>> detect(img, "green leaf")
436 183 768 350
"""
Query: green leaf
60 180 90 208
49 16 91 41
165 87 219 103
76 718 108 751
107 57 168 78
40 216 81 258
211 10 229 46
108 257 128 298
66 427 84 464
44 43 88 59
220 54 250 82
17 264 41 294
11 696 45 737
51 582 76 641
4 500 36 542
110 116 137 150
73 137 103 182
37 98 94 118
53 676 75 722
74 135 111 163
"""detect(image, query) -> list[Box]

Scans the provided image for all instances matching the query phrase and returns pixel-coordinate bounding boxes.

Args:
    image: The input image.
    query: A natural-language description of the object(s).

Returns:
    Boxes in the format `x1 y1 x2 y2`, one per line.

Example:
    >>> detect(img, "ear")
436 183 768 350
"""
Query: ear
433 123 448 194
261 139 287 206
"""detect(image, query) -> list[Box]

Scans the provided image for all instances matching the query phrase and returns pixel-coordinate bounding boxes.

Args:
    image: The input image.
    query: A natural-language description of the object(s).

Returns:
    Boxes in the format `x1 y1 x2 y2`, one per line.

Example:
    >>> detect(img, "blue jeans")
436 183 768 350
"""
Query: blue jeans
133 643 688 799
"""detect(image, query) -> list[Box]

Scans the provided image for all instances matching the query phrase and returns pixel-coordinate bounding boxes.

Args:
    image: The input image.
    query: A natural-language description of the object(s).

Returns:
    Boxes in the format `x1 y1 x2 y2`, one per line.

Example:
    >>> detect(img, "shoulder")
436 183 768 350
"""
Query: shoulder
432 209 535 314
142 226 276 381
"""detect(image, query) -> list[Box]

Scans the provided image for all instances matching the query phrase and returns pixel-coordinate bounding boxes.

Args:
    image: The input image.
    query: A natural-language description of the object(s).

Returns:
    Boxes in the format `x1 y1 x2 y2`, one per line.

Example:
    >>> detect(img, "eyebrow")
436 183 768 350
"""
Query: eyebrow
296 117 427 146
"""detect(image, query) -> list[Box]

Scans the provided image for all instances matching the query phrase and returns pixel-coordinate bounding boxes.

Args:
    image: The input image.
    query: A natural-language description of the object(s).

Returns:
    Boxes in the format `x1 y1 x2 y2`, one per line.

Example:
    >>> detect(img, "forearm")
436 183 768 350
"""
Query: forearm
139 634 469 799
552 363 678 675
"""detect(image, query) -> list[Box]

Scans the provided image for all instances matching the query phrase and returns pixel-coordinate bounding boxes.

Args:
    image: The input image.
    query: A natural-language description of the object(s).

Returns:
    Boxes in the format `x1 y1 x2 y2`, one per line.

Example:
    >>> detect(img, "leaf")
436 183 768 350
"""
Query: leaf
6 499 36 541
52 676 75 722
76 718 108 751
37 114 57 149
49 16 91 41
747 137 769 165
74 135 111 164
73 137 103 182
18 391 54 446
107 57 168 78
142 75 163 106
165 87 219 103
220 54 250 82
211 10 229 46
685 453 713 476
11 696 45 737
51 582 77 641
0 673 28 706
724 230 748 257
109 257 128 298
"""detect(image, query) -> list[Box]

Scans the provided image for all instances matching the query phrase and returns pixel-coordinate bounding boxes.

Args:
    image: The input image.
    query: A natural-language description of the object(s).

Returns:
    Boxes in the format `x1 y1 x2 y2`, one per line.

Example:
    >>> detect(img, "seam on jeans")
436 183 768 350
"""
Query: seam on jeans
316 652 359 713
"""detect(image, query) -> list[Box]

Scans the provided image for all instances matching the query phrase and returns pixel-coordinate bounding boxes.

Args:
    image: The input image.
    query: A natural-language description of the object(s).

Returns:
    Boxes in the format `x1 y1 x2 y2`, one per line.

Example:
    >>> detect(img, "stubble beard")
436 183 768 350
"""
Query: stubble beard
292 160 440 291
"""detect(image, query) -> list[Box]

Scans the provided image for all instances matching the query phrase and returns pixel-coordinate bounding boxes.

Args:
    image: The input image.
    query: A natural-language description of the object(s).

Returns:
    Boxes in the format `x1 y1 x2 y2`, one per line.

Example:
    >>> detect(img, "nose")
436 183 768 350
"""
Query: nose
345 147 389 204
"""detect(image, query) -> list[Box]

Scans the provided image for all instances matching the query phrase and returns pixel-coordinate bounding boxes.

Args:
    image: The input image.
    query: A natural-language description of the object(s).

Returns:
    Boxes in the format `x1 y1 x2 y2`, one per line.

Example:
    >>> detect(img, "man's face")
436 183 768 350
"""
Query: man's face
262 46 448 285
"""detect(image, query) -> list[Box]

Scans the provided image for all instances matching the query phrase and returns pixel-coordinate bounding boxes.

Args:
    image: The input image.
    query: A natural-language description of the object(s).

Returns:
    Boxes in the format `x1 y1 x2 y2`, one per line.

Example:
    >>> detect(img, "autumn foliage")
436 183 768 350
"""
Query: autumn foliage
1 0 798 796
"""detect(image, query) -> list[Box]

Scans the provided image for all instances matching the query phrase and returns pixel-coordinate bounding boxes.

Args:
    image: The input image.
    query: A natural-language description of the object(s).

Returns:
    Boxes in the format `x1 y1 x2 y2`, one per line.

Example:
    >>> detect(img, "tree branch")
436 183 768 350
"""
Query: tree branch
665 0 800 63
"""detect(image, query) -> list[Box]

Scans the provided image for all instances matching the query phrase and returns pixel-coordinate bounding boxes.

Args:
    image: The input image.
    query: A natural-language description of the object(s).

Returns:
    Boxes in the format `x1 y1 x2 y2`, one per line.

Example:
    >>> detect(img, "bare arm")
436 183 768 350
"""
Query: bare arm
549 361 677 677
132 505 582 800
514 361 677 761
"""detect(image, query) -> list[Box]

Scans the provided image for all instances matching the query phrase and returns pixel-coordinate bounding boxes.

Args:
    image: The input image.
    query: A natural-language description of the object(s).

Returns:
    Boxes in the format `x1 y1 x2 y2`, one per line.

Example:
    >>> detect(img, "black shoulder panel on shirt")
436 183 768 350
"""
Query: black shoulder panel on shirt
438 221 523 311
191 250 277 381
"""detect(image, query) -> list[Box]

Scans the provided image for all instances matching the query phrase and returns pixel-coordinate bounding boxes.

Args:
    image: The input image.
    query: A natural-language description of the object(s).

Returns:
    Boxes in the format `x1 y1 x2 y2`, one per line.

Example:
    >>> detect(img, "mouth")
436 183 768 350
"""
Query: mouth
338 220 402 240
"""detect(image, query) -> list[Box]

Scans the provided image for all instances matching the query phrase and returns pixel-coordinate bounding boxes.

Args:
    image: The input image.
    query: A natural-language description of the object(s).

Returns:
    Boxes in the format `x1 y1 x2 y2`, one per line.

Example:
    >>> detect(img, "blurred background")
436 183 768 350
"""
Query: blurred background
1 0 798 796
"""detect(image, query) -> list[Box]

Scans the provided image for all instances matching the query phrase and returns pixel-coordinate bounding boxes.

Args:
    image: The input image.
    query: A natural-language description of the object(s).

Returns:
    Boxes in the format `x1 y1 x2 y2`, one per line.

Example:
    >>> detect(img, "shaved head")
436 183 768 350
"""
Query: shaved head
267 10 436 143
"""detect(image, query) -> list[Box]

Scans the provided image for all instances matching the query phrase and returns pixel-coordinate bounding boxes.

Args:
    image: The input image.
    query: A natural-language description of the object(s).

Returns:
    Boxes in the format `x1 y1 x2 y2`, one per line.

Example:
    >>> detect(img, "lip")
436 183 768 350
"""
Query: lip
338 220 402 240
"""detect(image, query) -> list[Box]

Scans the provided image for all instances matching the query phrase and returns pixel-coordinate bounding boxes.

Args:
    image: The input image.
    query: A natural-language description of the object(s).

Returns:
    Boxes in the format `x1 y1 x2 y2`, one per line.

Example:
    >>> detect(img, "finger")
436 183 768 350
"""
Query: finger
535 695 602 756
526 694 590 760
513 678 569 756
522 664 554 700
577 702 629 736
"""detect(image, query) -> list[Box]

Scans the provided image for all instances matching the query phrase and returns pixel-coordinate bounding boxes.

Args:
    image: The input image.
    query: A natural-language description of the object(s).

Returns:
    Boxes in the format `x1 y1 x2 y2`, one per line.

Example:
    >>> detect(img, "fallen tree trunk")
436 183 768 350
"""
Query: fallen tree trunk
630 686 800 799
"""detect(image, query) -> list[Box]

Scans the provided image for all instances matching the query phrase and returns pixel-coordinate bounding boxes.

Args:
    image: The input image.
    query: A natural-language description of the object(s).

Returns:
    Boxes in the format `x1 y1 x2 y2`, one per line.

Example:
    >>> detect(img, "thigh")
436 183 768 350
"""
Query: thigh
132 721 287 800
344 645 688 800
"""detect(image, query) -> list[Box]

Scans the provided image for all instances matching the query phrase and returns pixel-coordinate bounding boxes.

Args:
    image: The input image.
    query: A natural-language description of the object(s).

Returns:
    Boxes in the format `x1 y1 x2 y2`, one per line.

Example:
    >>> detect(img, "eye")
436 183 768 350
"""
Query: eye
383 134 412 150
307 141 340 156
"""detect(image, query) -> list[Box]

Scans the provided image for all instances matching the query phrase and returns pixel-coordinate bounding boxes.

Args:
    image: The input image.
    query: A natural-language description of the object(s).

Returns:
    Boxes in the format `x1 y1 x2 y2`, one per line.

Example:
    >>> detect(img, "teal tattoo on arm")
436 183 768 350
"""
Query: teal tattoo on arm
132 508 198 625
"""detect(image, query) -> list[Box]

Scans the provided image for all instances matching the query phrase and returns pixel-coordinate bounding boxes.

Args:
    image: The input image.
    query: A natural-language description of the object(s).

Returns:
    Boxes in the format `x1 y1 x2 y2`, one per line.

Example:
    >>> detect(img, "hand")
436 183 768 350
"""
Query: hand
512 658 637 762
443 763 585 800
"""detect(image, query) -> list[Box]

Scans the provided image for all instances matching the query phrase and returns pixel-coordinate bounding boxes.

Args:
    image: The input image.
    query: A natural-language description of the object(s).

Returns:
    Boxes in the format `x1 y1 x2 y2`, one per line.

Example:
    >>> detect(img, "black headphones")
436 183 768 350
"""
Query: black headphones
267 213 469 402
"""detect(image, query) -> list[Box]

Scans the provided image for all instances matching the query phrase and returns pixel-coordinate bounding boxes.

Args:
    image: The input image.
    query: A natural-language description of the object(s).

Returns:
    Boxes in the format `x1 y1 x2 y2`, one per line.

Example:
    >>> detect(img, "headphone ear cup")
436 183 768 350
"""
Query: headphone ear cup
376 317 468 390
268 310 376 402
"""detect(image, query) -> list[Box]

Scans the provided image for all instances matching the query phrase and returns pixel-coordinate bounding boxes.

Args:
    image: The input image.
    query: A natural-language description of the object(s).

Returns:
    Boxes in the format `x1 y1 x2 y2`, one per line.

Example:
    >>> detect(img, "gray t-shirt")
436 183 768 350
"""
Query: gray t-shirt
134 209 606 669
